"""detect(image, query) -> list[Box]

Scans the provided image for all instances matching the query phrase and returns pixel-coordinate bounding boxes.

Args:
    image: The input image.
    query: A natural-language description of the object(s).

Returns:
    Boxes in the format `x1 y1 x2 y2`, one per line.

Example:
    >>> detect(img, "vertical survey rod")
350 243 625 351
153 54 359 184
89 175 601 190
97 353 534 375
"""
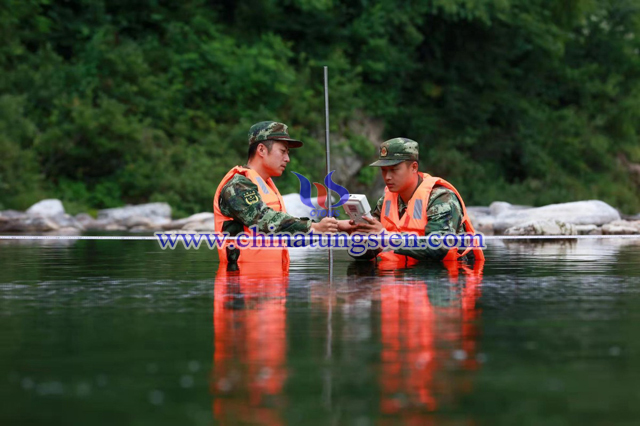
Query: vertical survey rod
323 66 332 217
323 66 334 270
322 66 334 409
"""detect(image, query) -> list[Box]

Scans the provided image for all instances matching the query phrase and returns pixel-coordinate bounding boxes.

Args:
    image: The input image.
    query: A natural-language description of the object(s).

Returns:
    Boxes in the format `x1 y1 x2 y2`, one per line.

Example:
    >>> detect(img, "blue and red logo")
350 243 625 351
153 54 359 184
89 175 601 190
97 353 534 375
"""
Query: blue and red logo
292 171 350 218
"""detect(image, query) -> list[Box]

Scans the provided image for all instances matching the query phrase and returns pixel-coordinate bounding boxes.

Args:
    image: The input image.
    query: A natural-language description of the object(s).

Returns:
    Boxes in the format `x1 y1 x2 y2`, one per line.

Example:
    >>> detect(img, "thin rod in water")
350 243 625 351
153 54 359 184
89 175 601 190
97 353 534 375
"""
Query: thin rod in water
323 66 331 218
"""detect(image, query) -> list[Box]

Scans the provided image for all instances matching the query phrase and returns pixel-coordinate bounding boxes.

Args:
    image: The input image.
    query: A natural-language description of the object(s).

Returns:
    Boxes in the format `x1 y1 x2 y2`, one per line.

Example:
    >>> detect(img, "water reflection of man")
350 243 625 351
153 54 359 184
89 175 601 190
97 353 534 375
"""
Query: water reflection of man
348 260 484 422
212 263 289 425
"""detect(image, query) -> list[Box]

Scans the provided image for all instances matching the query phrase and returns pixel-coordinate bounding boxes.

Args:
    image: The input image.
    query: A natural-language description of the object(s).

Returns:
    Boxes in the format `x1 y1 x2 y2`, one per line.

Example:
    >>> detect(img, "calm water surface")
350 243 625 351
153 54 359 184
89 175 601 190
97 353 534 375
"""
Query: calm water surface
1 239 640 425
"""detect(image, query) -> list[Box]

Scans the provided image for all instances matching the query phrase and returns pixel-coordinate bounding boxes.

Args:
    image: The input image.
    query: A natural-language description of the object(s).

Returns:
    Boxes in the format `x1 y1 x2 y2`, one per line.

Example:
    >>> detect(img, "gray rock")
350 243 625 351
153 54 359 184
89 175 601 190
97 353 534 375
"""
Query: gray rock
490 201 513 217
103 223 128 232
504 220 577 236
2 216 61 232
575 224 599 235
0 210 26 219
282 193 328 219
128 226 154 233
162 212 214 230
494 200 620 234
75 213 97 225
26 199 65 217
181 219 216 231
467 206 491 217
602 220 640 235
473 216 495 235
97 203 171 226
79 218 114 231
489 201 532 217
124 216 155 229
50 213 85 231
0 216 10 232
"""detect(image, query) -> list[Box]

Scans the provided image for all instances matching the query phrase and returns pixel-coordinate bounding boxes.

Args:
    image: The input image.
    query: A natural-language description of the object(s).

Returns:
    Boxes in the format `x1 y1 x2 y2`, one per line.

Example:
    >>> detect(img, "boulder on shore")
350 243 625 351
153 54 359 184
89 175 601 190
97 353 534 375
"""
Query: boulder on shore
493 200 620 234
97 203 171 229
26 199 65 217
504 220 577 236
602 220 640 235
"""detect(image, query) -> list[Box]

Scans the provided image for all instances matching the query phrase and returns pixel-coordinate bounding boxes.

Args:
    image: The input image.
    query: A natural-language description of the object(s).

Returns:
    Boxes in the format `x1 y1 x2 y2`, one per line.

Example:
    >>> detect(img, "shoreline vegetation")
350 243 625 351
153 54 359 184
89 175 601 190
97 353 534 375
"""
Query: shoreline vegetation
2 1 640 218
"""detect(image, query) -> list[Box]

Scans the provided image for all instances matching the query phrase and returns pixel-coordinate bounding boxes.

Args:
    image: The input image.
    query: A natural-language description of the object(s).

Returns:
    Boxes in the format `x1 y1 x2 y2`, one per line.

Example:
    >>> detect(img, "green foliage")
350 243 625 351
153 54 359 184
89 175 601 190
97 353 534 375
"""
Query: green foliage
1 0 639 215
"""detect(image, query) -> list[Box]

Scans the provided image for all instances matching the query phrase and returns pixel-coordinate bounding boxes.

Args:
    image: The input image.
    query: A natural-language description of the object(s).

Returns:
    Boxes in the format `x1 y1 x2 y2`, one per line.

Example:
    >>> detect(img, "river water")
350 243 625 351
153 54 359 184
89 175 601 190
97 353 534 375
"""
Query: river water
1 239 639 425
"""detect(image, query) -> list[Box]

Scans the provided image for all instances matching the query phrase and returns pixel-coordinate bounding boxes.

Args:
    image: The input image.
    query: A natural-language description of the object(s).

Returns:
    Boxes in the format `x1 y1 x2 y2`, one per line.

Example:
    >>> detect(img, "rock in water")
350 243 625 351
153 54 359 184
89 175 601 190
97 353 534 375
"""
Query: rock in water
97 203 172 227
504 220 577 236
602 220 640 235
494 200 620 234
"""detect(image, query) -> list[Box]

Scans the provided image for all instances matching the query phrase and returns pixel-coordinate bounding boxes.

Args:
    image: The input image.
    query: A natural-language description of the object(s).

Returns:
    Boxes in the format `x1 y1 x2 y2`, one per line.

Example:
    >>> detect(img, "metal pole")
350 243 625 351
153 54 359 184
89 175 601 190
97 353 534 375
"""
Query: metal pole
323 66 334 269
323 66 332 217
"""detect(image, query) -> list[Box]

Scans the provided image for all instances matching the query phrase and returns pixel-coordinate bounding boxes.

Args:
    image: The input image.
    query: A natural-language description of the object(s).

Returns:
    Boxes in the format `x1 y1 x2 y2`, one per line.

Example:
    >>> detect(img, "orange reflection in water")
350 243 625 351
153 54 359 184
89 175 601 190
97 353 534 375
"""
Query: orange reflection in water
378 260 484 425
212 263 289 426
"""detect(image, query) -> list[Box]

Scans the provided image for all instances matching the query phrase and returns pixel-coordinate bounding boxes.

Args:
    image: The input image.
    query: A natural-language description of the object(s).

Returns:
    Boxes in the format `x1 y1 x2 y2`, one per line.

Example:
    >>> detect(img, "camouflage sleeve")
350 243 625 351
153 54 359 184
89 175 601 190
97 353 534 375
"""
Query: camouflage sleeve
219 175 312 234
371 195 384 221
348 194 385 261
393 186 463 261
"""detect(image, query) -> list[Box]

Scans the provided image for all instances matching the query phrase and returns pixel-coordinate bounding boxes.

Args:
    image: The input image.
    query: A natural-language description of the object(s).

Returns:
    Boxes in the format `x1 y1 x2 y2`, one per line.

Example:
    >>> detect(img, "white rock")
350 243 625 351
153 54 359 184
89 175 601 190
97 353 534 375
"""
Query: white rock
26 199 65 217
490 201 513 217
575 224 599 235
0 210 25 219
103 223 128 231
15 216 60 232
162 212 214 230
181 219 216 231
602 220 640 235
489 201 532 217
467 206 491 217
124 216 155 229
494 200 620 234
97 203 172 225
282 193 329 218
282 193 314 218
504 220 577 236
50 213 85 231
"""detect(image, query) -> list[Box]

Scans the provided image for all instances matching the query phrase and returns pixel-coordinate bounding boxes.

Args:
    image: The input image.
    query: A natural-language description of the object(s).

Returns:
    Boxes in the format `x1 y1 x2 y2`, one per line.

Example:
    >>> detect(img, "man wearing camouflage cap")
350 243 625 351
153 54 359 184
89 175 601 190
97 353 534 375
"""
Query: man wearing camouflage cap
354 137 484 263
213 121 339 265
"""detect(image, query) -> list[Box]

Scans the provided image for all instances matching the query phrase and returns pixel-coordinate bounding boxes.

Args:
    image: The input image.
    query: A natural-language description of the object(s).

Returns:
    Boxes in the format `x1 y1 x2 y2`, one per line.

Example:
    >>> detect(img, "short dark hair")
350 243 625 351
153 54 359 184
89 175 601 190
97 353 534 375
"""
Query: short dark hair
248 140 275 161
404 160 419 168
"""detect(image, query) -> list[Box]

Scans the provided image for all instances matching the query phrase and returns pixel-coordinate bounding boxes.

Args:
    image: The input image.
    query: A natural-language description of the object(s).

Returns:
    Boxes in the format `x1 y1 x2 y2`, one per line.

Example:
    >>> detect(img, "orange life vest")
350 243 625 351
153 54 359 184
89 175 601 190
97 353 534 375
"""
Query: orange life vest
213 166 290 266
378 172 485 264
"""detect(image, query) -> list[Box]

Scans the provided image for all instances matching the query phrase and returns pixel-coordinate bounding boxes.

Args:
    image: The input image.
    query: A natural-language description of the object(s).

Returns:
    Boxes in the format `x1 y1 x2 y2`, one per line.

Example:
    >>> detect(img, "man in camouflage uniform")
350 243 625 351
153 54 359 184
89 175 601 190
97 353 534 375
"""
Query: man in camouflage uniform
216 121 338 244
354 138 474 261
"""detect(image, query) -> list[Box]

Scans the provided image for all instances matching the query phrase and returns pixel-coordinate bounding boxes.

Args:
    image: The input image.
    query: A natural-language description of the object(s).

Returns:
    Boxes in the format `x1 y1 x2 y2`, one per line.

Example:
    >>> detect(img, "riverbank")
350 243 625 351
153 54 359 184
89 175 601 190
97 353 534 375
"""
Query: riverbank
1 198 639 236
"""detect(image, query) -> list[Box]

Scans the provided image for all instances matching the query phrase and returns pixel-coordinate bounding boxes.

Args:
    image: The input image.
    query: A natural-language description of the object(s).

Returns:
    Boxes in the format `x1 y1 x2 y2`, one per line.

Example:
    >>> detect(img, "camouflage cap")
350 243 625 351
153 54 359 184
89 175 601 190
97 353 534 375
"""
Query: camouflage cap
248 121 303 148
369 137 419 167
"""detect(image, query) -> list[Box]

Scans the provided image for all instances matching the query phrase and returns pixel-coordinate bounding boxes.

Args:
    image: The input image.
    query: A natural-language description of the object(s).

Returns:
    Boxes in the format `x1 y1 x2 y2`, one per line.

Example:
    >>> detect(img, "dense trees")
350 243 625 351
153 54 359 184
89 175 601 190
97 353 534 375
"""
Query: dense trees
1 0 639 216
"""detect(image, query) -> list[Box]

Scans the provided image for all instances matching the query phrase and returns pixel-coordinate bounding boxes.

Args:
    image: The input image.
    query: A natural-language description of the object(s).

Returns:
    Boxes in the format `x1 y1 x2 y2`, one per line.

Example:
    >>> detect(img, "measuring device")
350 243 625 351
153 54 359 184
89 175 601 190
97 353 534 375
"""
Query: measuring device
342 194 372 223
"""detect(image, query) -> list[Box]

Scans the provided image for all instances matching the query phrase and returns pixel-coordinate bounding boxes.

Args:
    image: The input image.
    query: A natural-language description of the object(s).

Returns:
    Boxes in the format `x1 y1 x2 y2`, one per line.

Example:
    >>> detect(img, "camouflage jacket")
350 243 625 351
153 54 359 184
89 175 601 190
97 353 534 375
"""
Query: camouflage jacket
218 173 312 236
354 177 466 261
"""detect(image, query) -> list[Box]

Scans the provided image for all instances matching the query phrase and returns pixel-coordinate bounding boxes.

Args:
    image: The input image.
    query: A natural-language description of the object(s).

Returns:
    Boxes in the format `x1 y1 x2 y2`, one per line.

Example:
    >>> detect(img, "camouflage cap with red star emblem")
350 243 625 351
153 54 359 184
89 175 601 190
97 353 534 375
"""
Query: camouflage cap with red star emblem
369 138 419 167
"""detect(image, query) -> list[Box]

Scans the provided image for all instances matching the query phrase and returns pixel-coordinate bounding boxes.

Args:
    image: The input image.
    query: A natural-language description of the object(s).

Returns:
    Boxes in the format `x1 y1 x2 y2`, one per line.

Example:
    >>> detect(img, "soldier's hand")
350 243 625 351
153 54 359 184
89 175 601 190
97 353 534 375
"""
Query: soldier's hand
311 217 339 233
337 219 358 234
355 216 384 234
